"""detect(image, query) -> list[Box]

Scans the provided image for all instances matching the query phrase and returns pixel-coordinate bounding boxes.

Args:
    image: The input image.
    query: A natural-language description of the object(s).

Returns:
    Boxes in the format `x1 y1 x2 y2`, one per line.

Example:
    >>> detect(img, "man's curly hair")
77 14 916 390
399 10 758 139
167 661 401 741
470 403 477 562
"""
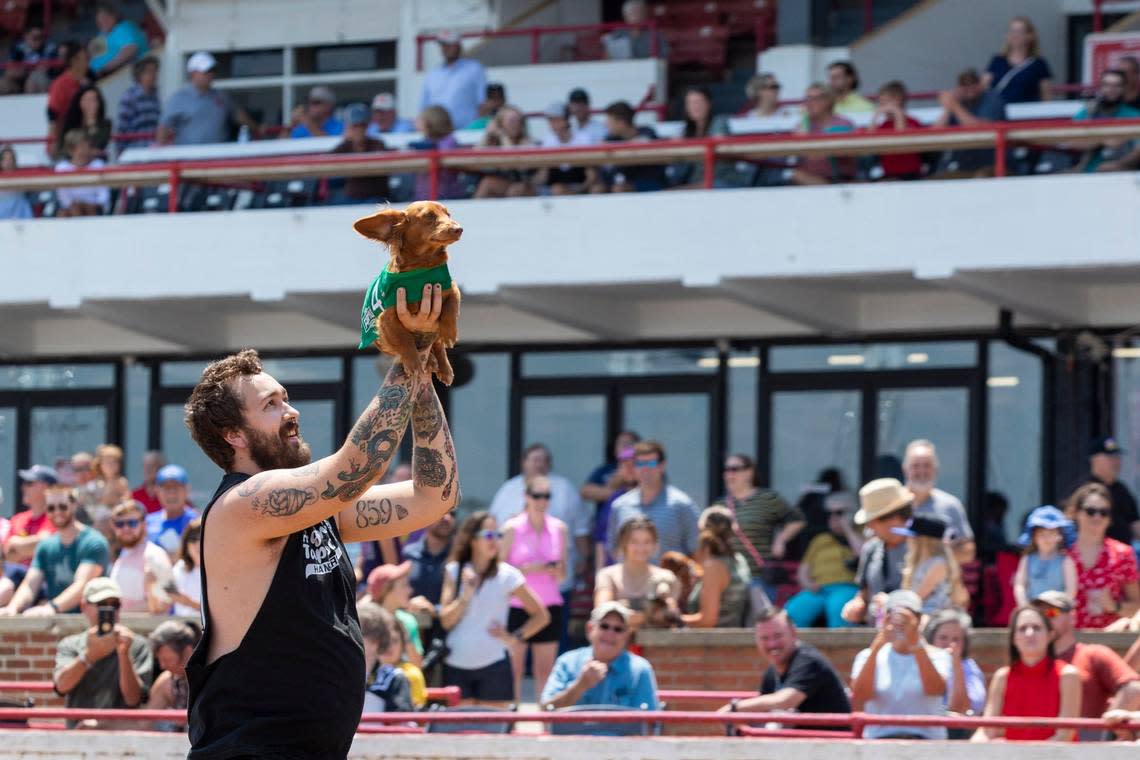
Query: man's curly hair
184 349 263 470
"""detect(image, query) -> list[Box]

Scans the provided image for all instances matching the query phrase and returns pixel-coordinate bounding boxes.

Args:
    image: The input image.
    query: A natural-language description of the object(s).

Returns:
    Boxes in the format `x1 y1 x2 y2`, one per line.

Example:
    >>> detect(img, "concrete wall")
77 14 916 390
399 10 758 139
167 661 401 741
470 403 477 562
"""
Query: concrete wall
851 0 1068 94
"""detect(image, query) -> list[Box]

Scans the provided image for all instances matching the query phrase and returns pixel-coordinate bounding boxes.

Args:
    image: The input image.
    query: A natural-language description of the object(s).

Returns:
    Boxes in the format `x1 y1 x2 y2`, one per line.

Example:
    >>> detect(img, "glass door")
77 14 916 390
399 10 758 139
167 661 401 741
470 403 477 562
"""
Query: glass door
521 394 608 490
622 392 712 503
29 406 108 474
769 389 862 503
875 387 969 501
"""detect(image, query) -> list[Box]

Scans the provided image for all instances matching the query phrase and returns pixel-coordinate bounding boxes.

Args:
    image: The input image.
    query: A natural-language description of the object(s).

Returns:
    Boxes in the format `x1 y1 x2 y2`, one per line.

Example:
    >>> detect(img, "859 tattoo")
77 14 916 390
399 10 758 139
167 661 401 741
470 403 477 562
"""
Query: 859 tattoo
355 497 409 529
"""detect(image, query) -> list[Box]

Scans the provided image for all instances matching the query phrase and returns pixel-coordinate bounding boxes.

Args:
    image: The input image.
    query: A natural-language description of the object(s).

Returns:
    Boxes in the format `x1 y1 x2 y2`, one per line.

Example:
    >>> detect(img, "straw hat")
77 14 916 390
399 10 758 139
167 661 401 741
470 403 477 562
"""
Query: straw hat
854 478 914 525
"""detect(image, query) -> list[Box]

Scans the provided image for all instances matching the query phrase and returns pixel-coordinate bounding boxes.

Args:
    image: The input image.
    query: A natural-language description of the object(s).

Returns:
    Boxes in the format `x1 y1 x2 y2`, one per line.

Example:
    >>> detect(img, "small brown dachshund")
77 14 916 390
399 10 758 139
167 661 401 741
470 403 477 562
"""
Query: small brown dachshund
354 201 462 385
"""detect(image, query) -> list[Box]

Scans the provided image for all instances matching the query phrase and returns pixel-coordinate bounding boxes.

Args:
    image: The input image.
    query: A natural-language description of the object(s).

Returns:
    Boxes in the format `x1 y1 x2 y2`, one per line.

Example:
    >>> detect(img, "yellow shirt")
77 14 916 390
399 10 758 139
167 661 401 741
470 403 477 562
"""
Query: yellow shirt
834 92 875 115
397 661 427 707
803 533 856 587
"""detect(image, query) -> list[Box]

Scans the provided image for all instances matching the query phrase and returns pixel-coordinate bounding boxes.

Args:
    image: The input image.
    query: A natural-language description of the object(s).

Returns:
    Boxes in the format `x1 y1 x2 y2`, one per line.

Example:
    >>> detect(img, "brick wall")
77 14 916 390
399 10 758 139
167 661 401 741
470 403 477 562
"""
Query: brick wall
0 615 174 707
638 627 1140 734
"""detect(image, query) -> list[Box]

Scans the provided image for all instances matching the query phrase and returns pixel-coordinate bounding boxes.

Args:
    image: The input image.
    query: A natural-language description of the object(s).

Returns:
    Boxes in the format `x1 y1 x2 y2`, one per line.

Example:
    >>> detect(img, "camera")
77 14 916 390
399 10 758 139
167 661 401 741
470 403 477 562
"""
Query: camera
96 605 116 636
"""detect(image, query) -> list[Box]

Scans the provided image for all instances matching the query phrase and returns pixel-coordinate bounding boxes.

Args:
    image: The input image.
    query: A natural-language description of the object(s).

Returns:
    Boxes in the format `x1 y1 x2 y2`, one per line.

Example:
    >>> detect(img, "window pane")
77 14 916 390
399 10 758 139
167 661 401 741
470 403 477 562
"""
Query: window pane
30 407 108 475
161 356 341 386
769 342 976 372
877 388 969 503
449 353 509 514
0 408 16 518
0 364 114 390
161 404 221 507
523 395 606 493
522 348 718 378
292 400 336 461
771 390 861 504
124 364 151 485
989 341 1045 544
623 393 710 503
727 350 759 457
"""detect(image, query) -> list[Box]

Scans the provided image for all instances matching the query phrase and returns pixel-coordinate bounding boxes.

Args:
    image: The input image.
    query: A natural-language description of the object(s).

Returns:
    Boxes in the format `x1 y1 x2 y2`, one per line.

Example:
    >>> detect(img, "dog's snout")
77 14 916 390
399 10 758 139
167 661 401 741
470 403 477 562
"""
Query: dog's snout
451 225 463 237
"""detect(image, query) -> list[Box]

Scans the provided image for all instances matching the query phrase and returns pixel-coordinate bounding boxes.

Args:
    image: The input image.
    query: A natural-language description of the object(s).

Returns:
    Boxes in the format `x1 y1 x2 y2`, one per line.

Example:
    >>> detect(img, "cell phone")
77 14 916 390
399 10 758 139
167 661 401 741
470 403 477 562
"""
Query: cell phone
96 605 116 636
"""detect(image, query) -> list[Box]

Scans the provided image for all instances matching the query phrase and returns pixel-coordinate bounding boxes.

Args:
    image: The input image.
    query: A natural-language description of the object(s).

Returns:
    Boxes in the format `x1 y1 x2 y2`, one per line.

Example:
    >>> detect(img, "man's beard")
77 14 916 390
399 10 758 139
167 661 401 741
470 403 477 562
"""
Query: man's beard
244 422 312 471
119 530 145 548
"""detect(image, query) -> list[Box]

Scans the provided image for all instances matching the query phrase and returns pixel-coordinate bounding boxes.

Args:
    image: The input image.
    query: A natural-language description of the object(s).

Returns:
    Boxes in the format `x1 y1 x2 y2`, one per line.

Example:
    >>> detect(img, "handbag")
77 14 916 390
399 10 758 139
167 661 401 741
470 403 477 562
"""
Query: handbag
724 495 773 618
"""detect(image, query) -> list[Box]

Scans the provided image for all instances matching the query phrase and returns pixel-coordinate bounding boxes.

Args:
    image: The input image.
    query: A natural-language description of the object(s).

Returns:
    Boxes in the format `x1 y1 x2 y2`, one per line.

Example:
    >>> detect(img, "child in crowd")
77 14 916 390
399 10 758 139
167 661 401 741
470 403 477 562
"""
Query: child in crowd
1012 505 1077 608
169 518 202 616
894 515 968 615
358 602 414 713
54 129 110 217
391 616 428 708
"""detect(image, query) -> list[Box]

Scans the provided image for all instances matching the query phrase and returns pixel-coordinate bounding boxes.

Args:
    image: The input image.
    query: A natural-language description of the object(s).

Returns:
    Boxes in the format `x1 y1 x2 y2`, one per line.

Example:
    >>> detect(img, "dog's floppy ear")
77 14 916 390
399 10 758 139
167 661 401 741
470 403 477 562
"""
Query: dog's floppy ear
353 208 406 243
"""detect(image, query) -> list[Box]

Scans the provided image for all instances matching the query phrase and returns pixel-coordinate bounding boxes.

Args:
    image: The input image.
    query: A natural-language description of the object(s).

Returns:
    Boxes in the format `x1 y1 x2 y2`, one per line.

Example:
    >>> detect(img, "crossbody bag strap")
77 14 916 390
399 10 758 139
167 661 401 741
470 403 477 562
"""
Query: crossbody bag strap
725 495 765 569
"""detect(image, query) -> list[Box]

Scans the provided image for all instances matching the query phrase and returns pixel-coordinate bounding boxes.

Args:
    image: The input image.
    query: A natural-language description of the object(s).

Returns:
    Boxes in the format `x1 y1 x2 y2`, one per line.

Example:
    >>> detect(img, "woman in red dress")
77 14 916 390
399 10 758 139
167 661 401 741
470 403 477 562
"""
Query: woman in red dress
972 605 1080 742
1067 483 1140 629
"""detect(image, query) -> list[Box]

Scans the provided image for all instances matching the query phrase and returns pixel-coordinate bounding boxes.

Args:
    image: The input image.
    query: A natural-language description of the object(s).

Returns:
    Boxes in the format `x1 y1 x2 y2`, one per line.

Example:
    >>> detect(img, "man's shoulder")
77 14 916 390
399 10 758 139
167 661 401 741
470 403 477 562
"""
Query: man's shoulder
57 630 85 651
78 525 109 548
401 538 426 560
623 650 655 676
664 485 694 505
931 489 965 510
611 489 641 509
556 645 591 669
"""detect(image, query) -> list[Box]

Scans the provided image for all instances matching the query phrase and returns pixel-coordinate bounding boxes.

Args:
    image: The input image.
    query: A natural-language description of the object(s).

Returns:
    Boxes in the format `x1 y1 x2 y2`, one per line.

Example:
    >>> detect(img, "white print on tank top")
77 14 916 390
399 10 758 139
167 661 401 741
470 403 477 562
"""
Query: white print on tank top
303 521 343 579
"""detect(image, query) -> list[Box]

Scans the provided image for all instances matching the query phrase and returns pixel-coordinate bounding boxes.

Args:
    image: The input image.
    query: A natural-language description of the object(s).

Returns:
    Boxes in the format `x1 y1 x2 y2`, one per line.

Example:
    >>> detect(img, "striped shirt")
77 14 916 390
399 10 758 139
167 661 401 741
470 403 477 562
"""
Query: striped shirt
607 485 699 561
117 83 161 150
716 489 804 575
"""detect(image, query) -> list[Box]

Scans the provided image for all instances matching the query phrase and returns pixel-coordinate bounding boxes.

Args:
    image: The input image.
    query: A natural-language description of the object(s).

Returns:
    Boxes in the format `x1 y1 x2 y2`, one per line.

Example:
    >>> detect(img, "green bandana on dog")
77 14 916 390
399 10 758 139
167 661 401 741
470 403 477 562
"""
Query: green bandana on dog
359 263 452 349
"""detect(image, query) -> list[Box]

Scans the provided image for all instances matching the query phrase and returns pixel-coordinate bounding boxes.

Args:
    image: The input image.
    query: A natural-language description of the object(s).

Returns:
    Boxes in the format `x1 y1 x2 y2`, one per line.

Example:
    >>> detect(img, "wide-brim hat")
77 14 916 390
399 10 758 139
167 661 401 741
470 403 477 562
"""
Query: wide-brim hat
1018 504 1076 547
854 477 914 525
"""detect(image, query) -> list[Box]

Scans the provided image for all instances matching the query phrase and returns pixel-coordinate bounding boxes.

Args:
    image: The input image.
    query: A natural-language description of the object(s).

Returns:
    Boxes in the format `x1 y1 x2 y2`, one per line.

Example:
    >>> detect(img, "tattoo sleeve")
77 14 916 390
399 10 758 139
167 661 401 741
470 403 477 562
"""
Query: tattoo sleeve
411 381 459 502
322 361 419 502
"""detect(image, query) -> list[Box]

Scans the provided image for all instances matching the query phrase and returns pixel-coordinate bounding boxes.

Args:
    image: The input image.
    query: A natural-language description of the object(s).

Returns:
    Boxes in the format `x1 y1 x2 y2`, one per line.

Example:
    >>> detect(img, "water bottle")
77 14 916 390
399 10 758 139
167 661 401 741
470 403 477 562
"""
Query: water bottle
238 125 251 143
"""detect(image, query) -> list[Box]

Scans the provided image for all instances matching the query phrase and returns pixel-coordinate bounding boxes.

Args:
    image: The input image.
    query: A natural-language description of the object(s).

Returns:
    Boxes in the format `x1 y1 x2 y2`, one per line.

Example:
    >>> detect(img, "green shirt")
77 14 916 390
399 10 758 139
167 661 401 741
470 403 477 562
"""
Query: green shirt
716 489 803 576
54 629 154 713
395 608 424 655
358 263 453 348
31 526 110 610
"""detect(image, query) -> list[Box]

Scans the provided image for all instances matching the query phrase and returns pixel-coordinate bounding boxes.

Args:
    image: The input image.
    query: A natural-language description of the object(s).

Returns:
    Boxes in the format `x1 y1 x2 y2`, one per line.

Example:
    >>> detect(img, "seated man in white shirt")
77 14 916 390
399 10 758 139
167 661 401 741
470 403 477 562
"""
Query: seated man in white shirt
109 500 172 613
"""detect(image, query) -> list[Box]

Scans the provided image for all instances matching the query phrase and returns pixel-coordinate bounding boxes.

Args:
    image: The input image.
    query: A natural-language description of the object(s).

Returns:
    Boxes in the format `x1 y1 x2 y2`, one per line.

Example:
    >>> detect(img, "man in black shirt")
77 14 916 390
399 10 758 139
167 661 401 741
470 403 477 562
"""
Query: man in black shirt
1074 436 1140 546
720 608 850 724
182 287 459 759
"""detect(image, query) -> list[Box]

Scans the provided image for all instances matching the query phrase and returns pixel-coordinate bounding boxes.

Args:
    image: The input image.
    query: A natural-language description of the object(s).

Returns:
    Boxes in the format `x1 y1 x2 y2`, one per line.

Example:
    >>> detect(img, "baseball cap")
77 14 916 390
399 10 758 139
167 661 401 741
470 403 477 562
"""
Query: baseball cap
1031 590 1074 612
367 561 411 598
543 101 567 119
884 589 923 615
185 51 216 74
590 601 632 624
18 464 58 485
344 103 369 126
84 577 122 605
155 464 188 486
568 87 590 104
890 514 948 540
308 85 336 104
371 92 396 111
436 30 461 45
1092 435 1123 456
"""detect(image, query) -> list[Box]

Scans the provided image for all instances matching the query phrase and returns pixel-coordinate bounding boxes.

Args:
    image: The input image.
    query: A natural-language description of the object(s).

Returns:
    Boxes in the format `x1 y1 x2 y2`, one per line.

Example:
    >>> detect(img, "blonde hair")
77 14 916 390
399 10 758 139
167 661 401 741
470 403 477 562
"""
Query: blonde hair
1001 16 1040 58
93 443 124 475
112 499 145 519
901 535 969 609
62 128 91 158
419 105 454 140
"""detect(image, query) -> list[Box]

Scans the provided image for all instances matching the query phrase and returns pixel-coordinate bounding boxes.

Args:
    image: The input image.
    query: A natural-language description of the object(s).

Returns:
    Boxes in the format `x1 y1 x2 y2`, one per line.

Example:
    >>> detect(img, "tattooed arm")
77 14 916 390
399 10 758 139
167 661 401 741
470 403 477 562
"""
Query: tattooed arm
339 373 459 543
218 285 441 541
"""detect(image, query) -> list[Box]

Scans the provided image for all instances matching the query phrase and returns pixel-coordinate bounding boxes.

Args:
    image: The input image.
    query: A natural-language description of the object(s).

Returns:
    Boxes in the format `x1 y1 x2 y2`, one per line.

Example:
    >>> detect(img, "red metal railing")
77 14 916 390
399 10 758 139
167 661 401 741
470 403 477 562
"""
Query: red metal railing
0 706 1138 737
2 117 1139 213
415 22 660 70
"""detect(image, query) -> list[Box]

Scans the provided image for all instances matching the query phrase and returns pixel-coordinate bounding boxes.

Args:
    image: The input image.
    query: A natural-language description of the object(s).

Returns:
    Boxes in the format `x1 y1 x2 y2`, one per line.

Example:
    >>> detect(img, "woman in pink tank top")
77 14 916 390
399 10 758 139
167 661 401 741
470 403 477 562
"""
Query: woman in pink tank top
499 474 567 704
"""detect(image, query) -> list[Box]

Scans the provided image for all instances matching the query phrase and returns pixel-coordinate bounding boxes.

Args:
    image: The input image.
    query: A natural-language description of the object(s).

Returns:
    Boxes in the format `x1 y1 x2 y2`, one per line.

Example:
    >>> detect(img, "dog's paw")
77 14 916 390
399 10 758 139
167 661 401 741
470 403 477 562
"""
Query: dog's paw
435 365 455 386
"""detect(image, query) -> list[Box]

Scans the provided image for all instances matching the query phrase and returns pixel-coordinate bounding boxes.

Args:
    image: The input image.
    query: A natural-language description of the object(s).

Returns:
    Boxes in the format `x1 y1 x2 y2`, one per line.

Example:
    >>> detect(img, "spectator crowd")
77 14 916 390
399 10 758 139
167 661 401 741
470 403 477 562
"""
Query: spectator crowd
5 418 1140 740
4 12 1140 219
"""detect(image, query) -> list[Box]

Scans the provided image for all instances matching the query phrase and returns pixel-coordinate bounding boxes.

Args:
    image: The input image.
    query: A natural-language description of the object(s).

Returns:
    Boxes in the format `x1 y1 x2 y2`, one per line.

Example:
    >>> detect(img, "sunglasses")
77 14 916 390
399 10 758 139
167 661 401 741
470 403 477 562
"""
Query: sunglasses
1083 507 1111 518
1036 605 1064 618
634 459 659 469
762 83 781 90
479 529 502 541
113 519 141 529
527 491 552 500
597 622 627 634
46 503 71 513
97 600 121 609
827 510 848 517
724 464 751 473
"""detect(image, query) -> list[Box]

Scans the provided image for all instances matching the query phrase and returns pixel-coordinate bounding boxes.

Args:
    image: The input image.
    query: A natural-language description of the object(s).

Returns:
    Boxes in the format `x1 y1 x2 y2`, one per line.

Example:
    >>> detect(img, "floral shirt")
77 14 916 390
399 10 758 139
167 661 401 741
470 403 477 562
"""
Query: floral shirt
1069 538 1139 629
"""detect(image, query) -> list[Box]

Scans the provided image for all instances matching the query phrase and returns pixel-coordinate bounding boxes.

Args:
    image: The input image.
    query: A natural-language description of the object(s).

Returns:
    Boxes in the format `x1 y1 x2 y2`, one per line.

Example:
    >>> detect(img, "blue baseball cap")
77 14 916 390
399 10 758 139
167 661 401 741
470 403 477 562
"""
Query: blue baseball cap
890 514 948 540
18 464 59 485
155 464 189 486
1018 505 1075 547
1091 435 1124 456
344 102 369 126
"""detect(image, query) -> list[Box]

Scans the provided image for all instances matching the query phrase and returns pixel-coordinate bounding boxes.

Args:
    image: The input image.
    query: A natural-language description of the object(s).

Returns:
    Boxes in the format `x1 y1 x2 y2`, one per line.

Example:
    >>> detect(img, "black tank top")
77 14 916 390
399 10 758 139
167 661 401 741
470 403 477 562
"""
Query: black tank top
186 472 365 759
